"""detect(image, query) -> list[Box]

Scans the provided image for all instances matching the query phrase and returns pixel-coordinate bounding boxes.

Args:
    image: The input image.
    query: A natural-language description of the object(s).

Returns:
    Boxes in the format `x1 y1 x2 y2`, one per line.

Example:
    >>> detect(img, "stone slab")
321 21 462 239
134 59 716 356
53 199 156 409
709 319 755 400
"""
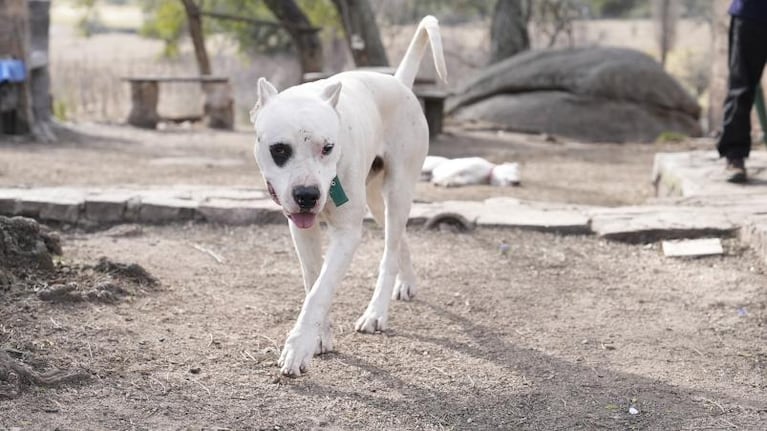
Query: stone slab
477 198 592 233
17 188 86 223
653 150 767 198
198 198 283 225
0 188 25 216
590 206 738 243
740 216 767 265
84 191 138 223
138 196 199 223
661 238 723 257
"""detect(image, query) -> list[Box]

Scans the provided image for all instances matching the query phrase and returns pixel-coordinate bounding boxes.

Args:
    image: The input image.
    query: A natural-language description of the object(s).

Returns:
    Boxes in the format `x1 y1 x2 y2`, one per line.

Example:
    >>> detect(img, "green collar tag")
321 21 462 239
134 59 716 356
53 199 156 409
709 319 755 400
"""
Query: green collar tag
329 176 349 207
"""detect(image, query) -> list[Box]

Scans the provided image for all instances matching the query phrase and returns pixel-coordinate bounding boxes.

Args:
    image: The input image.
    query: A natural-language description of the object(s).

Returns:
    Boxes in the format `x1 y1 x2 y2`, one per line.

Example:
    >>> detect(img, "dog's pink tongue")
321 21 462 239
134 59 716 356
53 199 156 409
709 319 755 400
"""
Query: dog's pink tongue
290 213 316 229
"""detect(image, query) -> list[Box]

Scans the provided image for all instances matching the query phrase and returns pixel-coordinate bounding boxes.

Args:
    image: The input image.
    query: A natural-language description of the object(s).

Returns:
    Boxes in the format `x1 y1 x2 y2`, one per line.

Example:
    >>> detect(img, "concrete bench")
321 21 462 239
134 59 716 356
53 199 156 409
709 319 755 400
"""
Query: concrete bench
302 69 449 137
122 76 234 130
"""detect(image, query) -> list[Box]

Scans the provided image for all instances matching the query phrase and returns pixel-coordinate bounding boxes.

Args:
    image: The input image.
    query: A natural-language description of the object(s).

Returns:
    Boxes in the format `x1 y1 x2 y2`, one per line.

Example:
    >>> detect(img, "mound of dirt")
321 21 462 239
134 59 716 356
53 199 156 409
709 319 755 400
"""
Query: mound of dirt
0 216 158 301
0 216 61 288
0 216 159 398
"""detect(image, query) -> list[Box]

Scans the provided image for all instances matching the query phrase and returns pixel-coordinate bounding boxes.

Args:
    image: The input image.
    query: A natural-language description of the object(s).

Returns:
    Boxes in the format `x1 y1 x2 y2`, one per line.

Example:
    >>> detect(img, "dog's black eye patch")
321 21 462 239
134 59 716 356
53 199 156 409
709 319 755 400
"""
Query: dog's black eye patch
321 142 334 156
269 143 292 167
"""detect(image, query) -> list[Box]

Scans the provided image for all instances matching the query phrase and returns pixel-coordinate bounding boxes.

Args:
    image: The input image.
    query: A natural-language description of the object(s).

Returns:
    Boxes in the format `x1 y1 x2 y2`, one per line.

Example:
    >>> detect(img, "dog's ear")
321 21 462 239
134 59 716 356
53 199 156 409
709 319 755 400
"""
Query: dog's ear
250 78 279 124
320 82 342 108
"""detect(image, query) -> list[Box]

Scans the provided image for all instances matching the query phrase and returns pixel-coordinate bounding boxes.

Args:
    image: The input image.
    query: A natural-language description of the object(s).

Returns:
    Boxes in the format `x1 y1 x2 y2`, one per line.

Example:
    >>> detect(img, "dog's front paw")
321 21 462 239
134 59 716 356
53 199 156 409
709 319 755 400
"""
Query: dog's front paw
278 331 316 377
393 278 417 301
355 309 387 333
278 323 334 377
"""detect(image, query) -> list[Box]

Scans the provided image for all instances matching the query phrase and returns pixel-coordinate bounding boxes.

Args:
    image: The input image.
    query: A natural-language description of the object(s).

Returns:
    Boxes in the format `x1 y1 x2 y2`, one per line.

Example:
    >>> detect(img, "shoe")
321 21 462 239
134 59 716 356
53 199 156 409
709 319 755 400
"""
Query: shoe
725 157 747 183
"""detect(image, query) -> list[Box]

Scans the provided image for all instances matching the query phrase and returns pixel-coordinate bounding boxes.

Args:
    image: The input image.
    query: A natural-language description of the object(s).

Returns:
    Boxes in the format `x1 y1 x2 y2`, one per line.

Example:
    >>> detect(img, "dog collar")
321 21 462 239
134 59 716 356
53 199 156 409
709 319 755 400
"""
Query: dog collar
329 176 348 207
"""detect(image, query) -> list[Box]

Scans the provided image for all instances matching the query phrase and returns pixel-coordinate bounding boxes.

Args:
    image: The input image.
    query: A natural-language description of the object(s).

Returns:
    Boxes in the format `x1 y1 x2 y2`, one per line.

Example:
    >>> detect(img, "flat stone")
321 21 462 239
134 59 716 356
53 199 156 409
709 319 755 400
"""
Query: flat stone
653 151 767 198
199 188 267 202
138 196 198 223
0 189 25 216
17 188 86 223
198 198 283 225
477 198 591 234
148 157 245 167
406 201 484 227
84 191 138 223
590 205 738 243
740 216 767 264
661 238 723 257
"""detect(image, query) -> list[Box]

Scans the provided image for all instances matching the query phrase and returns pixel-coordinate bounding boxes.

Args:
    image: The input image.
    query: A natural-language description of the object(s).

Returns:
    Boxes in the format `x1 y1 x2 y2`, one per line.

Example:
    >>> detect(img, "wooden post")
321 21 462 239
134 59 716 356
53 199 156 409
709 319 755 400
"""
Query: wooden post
202 81 234 130
127 80 159 128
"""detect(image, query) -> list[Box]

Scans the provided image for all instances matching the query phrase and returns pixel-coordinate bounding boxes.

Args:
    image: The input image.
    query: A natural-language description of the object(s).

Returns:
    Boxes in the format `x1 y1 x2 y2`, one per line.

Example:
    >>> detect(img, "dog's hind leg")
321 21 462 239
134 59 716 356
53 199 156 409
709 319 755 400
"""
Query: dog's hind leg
368 164 417 302
355 177 414 333
288 222 333 356
393 239 417 301
366 171 385 227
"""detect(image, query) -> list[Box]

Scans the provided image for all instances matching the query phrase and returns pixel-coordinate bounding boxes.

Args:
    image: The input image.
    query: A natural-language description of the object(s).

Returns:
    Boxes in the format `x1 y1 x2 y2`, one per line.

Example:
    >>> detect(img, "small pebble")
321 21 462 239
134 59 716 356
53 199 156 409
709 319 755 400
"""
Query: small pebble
629 406 639 415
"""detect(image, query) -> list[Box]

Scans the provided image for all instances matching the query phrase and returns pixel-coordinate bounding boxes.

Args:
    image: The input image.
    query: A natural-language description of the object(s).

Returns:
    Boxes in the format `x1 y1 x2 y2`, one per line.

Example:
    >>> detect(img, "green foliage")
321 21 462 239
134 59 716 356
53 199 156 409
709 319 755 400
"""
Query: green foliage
140 0 185 58
53 99 69 122
655 131 687 143
379 0 494 25
138 0 339 58
74 0 99 37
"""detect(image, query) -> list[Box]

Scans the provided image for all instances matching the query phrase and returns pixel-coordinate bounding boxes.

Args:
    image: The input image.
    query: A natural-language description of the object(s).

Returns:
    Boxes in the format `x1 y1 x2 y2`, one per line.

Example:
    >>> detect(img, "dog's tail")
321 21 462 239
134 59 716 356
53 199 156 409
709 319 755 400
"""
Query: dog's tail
394 15 447 89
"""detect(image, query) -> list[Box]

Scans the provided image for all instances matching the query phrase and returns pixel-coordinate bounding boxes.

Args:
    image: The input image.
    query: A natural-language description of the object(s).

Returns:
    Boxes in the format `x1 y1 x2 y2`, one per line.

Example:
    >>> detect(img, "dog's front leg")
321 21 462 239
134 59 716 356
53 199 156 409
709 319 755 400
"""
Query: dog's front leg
288 222 334 357
279 223 362 377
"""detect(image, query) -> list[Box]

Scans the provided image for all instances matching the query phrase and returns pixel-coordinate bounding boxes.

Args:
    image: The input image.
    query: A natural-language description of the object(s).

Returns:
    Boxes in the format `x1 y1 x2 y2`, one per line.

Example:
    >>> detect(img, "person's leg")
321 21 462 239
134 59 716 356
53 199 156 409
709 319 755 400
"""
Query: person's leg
717 17 767 161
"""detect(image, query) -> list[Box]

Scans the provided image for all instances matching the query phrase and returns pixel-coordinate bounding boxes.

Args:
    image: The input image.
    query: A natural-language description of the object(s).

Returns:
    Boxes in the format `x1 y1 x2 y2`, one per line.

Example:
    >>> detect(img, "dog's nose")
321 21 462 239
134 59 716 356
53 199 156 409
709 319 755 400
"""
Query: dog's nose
292 185 320 210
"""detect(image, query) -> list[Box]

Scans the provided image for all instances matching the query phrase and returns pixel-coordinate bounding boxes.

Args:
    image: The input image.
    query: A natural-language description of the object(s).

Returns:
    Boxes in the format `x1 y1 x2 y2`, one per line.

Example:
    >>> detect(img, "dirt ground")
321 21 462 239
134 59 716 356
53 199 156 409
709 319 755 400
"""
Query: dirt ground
1 223 766 430
1 125 766 429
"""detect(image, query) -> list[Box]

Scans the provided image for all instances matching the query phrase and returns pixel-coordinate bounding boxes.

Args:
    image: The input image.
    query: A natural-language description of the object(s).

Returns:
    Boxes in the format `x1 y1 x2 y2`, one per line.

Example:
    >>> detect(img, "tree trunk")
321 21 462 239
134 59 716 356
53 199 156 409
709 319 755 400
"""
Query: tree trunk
331 0 388 67
708 0 730 133
181 0 211 75
263 0 323 75
653 0 679 69
489 0 530 64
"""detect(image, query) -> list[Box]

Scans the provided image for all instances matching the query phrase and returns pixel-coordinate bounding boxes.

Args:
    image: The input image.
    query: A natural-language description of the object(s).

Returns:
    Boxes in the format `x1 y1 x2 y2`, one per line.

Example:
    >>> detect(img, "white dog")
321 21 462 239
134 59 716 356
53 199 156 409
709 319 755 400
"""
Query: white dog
423 156 520 187
250 16 447 377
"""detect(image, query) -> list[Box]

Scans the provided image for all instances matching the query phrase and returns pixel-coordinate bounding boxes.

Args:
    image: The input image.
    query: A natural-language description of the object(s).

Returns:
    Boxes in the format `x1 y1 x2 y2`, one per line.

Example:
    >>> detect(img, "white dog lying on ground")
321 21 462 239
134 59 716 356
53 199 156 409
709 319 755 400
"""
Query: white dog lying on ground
249 16 447 377
422 155 520 187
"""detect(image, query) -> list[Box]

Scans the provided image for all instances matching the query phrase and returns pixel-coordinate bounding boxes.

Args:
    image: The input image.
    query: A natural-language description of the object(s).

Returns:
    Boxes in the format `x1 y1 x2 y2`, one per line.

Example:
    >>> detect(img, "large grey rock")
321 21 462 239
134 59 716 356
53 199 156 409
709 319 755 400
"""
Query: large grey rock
448 47 702 142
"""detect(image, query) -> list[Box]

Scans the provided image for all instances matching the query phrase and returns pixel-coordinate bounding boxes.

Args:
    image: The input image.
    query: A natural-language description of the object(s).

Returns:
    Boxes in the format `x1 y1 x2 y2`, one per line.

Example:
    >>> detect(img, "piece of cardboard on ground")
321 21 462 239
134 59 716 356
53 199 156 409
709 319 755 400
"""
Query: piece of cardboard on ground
661 238 723 258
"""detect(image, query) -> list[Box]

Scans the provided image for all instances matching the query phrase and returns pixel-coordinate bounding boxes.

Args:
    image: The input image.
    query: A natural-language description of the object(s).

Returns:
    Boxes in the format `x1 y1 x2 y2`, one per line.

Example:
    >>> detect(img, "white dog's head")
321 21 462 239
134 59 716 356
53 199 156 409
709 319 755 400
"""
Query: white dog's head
489 162 520 187
250 78 342 229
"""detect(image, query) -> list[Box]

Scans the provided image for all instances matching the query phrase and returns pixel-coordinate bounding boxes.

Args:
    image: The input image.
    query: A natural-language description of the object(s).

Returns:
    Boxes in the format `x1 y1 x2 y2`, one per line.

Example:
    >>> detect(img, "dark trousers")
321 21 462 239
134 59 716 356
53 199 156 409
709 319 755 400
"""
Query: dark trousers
717 16 767 159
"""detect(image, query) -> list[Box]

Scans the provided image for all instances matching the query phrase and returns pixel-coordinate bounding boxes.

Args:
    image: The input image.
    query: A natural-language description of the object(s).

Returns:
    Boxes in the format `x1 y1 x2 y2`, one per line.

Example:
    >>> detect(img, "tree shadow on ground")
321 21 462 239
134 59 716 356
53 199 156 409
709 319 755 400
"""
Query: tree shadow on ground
290 300 765 430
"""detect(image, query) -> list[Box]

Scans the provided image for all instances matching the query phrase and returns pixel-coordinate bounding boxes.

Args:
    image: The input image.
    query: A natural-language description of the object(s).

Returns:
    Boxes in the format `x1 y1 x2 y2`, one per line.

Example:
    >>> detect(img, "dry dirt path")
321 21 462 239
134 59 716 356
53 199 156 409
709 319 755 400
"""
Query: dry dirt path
2 223 766 429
